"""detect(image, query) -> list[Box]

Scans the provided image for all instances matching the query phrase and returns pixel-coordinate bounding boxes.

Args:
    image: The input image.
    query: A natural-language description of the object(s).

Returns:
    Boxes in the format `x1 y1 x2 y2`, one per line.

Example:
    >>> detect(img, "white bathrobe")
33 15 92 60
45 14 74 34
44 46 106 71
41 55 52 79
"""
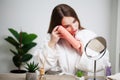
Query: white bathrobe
34 29 111 76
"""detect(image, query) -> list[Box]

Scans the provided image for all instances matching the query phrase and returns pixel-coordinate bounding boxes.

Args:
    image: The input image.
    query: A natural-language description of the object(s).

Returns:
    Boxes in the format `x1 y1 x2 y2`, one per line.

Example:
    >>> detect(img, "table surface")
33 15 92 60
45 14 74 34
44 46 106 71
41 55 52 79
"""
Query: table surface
0 73 106 80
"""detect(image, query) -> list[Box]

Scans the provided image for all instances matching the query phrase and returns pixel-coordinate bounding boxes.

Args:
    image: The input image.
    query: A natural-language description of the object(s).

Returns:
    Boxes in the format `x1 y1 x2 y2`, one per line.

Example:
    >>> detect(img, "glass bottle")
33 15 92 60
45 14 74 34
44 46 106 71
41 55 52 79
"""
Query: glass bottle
39 68 46 80
106 66 111 76
105 62 111 76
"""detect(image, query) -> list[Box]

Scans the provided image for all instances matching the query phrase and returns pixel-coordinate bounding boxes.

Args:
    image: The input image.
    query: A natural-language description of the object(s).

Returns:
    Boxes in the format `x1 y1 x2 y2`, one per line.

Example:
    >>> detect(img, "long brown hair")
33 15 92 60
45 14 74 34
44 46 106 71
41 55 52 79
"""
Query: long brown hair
48 4 84 33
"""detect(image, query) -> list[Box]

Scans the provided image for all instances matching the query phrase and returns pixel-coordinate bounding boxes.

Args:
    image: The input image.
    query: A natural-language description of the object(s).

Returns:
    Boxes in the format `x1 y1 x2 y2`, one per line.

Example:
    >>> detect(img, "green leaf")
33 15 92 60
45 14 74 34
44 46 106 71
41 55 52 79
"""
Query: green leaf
8 28 19 41
19 32 27 43
76 70 84 77
21 54 33 62
10 49 17 55
22 42 37 53
22 33 37 45
25 61 39 72
13 55 21 68
5 36 19 47
16 48 24 55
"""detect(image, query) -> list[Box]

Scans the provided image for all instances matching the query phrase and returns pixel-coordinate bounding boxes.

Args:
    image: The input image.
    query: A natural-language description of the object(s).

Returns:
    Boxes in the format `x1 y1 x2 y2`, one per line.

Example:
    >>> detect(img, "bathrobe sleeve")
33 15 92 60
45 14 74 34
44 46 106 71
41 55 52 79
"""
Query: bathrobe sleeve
33 34 59 71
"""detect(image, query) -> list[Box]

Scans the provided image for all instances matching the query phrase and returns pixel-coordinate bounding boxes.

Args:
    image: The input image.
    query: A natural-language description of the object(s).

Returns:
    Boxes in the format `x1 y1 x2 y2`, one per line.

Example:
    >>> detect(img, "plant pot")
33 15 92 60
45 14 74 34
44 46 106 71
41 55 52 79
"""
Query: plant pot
76 76 85 80
26 72 37 80
10 70 26 73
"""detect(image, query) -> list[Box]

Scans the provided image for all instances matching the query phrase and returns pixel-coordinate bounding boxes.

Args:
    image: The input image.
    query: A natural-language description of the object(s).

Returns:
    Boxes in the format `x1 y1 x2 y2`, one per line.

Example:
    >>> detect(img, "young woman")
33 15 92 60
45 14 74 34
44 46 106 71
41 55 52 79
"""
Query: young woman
34 4 111 76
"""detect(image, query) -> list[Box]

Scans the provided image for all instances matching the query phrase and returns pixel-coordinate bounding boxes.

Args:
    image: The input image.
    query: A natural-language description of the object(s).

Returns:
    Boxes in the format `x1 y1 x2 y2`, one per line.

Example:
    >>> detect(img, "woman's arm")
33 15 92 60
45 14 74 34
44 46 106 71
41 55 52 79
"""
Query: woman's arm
33 43 58 71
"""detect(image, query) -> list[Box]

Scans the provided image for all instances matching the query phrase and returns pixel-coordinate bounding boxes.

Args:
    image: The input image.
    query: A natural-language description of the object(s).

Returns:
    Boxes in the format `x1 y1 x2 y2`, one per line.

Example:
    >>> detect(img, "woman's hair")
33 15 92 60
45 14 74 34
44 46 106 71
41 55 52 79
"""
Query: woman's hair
48 4 84 33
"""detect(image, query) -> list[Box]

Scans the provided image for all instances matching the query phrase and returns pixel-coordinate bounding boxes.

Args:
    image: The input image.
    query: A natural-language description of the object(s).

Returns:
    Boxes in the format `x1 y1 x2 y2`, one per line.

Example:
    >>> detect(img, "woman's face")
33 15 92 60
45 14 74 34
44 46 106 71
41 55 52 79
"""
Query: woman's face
61 16 79 36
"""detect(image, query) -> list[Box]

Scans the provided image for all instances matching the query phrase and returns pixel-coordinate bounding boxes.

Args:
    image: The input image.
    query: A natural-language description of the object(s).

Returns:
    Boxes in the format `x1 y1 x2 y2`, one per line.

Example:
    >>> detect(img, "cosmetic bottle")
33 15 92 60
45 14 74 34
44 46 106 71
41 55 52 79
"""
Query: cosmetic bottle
106 62 111 76
39 68 46 80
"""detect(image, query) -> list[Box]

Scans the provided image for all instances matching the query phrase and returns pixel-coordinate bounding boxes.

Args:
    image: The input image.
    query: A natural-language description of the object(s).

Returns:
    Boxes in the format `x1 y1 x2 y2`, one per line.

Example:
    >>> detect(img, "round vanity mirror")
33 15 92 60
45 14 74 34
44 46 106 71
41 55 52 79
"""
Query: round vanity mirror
85 36 107 80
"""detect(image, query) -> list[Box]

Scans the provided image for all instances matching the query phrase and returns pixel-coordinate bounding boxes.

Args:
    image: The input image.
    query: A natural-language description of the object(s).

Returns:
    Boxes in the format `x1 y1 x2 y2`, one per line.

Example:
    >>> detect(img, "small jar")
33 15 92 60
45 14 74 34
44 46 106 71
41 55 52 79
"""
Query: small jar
39 68 46 80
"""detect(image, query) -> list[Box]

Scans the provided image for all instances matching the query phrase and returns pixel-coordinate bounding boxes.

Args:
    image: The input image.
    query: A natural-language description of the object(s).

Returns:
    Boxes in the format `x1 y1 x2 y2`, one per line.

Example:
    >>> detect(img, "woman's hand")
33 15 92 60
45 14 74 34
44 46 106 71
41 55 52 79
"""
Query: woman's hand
48 26 62 48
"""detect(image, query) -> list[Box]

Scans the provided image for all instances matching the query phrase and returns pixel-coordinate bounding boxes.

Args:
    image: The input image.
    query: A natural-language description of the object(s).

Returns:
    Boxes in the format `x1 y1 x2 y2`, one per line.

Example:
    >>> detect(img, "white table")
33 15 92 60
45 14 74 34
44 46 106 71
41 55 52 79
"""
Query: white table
0 73 105 80
0 73 75 80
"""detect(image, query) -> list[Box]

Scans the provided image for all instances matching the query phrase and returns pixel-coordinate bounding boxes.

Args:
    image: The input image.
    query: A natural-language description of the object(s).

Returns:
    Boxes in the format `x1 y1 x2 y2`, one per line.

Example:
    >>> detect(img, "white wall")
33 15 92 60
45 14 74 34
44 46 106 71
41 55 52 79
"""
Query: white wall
0 0 113 73
110 0 120 74
112 0 120 73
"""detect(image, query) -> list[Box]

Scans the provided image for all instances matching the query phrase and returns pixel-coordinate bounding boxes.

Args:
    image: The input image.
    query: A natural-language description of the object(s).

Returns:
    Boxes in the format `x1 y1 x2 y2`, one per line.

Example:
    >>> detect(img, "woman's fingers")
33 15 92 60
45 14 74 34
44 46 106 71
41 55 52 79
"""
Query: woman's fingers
53 26 59 32
52 25 64 38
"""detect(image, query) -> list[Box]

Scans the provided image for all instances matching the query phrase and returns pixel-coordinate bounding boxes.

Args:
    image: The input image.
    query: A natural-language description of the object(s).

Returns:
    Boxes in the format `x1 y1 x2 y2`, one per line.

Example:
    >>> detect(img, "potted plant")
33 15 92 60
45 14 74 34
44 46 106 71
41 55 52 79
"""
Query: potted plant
76 70 85 80
25 61 39 80
4 28 37 73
